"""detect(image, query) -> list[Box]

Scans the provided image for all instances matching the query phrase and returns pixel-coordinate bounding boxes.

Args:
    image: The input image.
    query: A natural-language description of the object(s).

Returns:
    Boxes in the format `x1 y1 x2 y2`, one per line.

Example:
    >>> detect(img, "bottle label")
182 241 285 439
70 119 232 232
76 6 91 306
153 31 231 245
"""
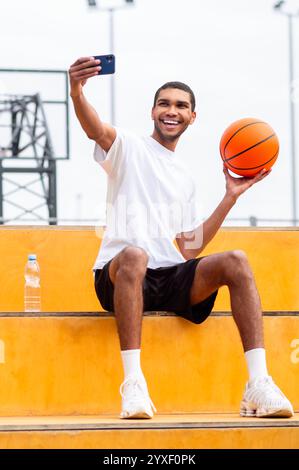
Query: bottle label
25 275 40 288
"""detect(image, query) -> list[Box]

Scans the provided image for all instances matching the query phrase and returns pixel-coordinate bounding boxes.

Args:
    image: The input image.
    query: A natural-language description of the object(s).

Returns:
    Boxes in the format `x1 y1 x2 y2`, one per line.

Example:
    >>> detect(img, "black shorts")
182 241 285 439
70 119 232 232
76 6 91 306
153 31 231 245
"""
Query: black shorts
94 257 218 325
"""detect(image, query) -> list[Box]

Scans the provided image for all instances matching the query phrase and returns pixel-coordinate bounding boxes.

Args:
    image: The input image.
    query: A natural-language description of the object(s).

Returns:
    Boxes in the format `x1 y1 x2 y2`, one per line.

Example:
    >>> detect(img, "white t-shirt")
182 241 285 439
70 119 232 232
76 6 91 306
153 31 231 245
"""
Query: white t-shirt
93 128 202 270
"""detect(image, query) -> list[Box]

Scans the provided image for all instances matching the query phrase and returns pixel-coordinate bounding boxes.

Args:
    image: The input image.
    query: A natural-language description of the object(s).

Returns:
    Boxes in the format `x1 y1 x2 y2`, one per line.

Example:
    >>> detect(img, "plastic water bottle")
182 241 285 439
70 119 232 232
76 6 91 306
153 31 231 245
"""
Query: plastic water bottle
24 254 41 312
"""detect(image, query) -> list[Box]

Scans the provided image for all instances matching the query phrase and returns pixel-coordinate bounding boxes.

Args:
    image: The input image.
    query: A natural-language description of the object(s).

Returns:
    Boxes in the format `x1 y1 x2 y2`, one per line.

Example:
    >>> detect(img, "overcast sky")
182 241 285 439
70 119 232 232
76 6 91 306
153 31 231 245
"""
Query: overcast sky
0 0 299 225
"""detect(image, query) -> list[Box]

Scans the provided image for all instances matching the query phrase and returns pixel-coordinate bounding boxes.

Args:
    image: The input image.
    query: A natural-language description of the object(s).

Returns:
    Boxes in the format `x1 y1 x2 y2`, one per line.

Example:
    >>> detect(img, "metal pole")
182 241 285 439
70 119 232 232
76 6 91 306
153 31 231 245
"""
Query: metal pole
48 159 57 225
65 71 70 159
87 2 136 125
288 14 297 225
0 159 3 225
109 8 115 125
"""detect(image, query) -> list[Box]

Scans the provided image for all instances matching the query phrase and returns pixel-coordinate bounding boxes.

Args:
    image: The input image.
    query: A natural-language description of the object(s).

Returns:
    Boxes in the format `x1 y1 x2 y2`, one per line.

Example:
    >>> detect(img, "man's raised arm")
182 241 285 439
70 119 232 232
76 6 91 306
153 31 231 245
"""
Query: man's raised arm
176 166 271 260
68 56 116 152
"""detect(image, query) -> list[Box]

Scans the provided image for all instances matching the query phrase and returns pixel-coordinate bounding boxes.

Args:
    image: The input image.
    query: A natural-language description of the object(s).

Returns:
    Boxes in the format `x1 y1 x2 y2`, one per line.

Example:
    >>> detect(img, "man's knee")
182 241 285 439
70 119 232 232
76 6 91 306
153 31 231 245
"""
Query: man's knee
222 250 253 285
116 246 148 280
120 246 149 266
227 249 248 264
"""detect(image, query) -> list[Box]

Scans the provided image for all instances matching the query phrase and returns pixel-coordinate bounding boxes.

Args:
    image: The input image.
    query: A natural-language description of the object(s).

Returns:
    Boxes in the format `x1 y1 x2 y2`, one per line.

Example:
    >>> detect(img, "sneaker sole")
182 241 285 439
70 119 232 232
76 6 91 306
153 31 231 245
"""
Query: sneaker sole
240 407 293 418
120 410 154 419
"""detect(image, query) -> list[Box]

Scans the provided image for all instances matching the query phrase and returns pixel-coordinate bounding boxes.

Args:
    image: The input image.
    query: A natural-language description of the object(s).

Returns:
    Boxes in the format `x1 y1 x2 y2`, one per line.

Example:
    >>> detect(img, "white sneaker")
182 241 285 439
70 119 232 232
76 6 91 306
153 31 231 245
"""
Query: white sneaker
119 375 157 419
240 376 294 418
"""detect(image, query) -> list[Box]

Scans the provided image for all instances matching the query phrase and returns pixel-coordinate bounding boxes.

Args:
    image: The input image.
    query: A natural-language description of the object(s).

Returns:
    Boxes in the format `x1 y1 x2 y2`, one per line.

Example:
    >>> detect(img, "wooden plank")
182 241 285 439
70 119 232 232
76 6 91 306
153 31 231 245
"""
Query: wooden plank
0 426 299 449
0 316 298 415
1 227 299 311
0 311 299 317
0 413 298 431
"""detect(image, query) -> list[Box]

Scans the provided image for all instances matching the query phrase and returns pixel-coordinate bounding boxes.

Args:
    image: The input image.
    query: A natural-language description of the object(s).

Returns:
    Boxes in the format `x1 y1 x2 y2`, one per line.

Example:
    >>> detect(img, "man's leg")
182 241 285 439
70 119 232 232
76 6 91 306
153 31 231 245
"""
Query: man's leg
108 246 156 419
189 250 293 418
189 250 262 351
109 246 148 350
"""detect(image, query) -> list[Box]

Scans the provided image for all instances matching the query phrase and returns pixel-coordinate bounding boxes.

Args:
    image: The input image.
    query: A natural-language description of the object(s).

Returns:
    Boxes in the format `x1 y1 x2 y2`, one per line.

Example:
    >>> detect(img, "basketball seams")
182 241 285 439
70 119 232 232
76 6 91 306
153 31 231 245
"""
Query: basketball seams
224 133 276 163
225 149 279 171
222 120 264 158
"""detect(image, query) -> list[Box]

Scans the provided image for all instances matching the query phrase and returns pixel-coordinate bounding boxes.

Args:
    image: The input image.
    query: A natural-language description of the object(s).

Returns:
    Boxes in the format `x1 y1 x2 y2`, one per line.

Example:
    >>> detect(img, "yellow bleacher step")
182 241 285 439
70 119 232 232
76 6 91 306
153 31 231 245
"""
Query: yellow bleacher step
0 413 298 449
0 226 299 312
0 313 298 416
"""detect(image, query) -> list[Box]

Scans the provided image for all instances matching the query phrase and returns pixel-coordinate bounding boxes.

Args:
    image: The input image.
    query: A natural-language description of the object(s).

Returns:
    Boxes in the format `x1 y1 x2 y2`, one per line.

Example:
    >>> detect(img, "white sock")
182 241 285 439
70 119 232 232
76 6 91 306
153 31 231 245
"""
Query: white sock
245 348 269 381
121 349 145 381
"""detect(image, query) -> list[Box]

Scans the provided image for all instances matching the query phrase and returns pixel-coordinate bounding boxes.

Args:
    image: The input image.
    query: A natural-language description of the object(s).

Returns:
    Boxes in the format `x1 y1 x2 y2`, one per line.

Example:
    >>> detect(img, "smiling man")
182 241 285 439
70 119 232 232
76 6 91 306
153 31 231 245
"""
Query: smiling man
69 56 293 420
152 85 196 144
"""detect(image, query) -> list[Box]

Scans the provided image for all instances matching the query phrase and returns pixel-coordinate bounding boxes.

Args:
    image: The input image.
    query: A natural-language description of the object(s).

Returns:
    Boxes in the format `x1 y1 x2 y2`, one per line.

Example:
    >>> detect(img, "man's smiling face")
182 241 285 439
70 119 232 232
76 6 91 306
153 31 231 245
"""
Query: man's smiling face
151 88 196 143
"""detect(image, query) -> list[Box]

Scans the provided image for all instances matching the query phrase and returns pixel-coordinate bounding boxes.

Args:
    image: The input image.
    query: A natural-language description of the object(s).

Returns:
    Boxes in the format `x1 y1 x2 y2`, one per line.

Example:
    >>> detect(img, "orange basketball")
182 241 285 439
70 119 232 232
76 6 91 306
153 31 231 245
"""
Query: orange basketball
219 118 279 177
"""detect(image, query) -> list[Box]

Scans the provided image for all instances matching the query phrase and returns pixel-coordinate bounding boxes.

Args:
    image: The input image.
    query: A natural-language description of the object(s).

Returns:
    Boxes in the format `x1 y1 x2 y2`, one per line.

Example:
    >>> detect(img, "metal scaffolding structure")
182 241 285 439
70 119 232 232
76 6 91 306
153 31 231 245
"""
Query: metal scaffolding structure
0 93 57 224
0 68 69 225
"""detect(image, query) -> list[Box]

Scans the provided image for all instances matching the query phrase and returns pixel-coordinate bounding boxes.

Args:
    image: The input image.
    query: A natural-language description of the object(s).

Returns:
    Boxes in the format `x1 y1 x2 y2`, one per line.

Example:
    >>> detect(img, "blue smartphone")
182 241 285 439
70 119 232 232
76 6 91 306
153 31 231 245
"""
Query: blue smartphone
93 54 115 75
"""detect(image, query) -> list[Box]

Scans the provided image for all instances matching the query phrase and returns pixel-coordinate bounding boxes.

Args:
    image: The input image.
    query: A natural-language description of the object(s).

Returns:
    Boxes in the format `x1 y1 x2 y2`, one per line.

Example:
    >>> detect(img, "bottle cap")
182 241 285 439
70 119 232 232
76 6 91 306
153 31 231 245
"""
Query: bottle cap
28 254 37 261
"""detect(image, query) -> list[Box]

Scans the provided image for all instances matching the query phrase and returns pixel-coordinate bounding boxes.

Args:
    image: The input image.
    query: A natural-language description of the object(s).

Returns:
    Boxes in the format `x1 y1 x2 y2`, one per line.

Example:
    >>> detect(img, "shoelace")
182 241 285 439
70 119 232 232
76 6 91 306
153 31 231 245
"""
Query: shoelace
120 376 157 412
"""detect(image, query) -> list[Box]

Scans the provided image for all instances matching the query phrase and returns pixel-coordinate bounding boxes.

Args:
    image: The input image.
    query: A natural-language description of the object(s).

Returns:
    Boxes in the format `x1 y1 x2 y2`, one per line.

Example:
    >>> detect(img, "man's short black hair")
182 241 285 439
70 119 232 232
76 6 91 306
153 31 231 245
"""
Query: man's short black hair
153 81 196 112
